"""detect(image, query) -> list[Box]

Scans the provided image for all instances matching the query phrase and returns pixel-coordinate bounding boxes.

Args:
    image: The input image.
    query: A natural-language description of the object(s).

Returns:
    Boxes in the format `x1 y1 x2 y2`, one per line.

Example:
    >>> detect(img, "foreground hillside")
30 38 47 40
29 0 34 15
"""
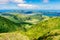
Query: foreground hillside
0 14 60 40
0 32 29 40
26 17 60 40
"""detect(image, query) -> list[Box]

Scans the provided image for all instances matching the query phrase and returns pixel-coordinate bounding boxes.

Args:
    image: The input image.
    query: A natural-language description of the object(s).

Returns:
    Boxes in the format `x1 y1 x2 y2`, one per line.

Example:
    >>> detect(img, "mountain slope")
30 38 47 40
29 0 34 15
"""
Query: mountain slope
0 32 29 40
0 16 21 33
0 13 42 23
26 17 60 40
0 15 34 33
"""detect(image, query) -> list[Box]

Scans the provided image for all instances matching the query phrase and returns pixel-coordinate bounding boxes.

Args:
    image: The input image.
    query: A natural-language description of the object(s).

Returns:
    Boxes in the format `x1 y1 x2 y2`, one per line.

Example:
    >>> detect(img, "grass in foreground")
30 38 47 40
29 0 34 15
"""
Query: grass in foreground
0 32 29 40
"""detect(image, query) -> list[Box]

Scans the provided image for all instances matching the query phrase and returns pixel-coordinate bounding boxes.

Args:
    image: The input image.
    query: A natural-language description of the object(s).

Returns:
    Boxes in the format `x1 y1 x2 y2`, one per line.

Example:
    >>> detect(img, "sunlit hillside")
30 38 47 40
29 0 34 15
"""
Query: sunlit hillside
0 13 60 40
0 32 29 40
26 16 60 40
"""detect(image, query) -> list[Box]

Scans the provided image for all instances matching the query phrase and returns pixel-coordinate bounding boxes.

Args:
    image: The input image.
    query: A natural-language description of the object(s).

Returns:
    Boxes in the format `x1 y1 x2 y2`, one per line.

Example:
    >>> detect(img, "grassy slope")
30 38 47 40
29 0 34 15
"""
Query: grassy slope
0 16 22 33
0 16 31 40
26 17 60 40
0 32 29 40
1 13 42 23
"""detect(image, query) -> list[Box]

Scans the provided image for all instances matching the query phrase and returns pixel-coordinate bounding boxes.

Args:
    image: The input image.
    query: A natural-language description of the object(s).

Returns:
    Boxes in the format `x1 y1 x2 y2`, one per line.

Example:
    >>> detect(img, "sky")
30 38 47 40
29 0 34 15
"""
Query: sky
0 0 60 10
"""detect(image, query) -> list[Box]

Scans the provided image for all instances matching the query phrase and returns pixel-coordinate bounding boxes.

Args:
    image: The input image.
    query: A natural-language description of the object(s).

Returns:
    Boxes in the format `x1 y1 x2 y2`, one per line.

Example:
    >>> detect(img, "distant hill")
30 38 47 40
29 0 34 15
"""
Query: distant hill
0 13 42 23
0 9 60 14
0 10 21 13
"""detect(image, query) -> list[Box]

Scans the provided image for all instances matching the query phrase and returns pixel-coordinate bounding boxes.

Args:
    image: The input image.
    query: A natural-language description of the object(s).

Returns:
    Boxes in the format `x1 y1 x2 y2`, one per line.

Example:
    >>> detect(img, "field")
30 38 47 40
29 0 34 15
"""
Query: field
0 13 60 40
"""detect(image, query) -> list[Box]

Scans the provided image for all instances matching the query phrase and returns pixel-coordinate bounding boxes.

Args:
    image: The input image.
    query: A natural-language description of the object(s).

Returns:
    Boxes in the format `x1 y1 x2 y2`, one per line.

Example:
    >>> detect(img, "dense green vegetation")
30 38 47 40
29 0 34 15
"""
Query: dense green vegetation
0 15 33 33
0 13 60 40
26 16 60 40
0 16 21 33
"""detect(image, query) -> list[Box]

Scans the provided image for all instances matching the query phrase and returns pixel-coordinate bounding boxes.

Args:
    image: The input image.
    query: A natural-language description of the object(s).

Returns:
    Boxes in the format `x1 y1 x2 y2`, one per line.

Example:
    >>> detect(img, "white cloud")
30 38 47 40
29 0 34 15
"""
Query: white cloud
0 0 25 4
11 0 38 9
11 0 25 3
17 4 39 9
0 0 9 4
43 0 49 3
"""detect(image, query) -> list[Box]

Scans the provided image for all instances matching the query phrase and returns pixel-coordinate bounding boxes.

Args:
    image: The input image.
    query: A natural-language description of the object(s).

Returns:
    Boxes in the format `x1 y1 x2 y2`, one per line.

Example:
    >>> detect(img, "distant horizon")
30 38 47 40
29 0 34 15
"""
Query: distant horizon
0 9 60 13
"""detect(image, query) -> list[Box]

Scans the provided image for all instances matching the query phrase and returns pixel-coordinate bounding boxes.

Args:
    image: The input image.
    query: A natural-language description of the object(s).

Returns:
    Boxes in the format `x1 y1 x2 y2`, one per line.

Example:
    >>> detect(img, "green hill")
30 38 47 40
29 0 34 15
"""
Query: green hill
26 17 60 40
0 13 42 33
0 16 33 33
0 32 29 40
0 13 42 23
0 16 21 33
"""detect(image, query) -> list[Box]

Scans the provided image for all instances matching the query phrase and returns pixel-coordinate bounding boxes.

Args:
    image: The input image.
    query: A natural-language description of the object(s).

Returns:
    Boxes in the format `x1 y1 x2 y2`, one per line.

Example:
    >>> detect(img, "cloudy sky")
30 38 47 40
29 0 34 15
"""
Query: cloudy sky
0 0 60 10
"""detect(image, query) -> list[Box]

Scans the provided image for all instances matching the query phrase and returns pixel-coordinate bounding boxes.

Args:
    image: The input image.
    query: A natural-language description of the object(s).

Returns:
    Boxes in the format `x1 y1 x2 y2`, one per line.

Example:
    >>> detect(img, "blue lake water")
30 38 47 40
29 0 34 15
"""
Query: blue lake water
42 13 60 16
